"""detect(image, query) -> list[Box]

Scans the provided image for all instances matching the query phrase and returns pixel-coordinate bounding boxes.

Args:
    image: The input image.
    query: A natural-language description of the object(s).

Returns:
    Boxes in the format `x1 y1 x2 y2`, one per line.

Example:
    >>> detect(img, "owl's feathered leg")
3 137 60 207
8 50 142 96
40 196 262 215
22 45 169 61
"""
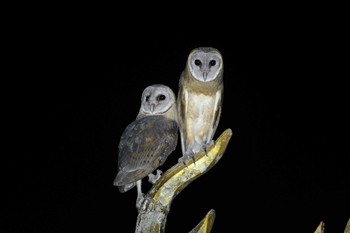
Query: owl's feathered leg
148 169 163 184
135 180 145 210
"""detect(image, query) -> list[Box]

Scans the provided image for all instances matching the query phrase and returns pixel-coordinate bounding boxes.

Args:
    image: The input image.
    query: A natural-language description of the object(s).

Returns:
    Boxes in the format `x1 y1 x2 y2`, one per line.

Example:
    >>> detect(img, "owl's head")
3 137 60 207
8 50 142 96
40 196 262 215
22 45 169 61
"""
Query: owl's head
139 84 176 115
187 47 223 82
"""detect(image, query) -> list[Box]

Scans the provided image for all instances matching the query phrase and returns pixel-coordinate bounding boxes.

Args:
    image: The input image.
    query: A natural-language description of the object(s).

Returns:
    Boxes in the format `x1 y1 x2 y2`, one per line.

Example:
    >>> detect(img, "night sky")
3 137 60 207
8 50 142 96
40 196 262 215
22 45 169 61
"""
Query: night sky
6 12 348 233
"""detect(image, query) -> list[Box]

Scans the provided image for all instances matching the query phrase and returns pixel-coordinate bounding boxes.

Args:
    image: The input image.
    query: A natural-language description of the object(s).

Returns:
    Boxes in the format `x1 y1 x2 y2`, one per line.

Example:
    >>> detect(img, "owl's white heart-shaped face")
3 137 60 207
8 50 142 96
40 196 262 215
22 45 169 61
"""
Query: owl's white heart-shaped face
140 84 176 115
188 47 223 82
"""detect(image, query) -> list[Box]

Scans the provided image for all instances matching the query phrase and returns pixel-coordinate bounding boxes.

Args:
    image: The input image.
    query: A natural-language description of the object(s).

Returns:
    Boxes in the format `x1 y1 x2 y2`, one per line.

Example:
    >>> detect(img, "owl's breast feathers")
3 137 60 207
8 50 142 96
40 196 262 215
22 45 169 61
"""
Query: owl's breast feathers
178 73 223 119
115 115 178 186
181 72 223 95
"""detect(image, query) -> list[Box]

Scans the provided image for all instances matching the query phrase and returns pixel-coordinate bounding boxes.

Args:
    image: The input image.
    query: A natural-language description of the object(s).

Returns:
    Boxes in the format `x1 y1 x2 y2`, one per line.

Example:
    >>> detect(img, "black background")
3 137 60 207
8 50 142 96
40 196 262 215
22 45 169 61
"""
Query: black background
5 9 348 233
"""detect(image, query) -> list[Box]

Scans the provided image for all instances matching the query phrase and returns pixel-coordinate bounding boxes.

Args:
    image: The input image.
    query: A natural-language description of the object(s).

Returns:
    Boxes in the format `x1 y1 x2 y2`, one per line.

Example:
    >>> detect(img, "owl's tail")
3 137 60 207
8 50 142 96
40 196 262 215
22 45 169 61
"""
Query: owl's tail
117 182 136 193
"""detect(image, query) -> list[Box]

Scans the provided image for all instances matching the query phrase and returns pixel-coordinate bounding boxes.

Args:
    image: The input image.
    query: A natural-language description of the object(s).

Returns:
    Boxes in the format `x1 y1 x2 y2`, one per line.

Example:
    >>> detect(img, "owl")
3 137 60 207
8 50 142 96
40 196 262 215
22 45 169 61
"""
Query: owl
177 47 224 163
113 84 178 209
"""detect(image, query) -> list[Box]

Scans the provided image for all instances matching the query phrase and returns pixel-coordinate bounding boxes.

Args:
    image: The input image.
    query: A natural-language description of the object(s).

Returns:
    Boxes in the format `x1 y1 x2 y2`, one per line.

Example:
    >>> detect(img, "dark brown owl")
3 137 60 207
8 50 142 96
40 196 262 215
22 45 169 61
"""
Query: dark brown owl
113 84 178 209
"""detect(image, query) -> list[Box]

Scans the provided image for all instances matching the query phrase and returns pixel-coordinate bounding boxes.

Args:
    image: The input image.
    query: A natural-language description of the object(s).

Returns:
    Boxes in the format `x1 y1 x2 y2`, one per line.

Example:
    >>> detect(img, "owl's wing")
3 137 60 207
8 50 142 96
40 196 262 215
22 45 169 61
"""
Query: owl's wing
114 115 178 187
210 84 224 142
177 74 188 156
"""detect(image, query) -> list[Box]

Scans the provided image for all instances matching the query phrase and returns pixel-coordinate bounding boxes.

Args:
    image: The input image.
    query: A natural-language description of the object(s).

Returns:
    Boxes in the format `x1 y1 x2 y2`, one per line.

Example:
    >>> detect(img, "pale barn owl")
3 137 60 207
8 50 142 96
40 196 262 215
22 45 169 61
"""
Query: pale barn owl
113 84 178 209
177 47 224 163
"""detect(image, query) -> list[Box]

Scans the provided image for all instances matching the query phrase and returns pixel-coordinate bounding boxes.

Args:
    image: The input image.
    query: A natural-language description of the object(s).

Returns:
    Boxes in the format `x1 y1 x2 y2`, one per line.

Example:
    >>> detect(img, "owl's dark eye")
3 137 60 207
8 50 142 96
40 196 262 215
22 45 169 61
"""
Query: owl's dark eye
194 59 201 66
157 94 166 101
145 96 150 101
209 60 216 66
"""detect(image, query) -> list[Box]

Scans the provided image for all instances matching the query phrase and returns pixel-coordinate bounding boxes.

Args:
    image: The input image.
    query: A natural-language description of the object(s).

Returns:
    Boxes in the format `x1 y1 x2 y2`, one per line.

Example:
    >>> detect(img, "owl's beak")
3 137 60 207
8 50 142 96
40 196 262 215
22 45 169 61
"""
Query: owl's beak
203 71 208 81
150 103 155 113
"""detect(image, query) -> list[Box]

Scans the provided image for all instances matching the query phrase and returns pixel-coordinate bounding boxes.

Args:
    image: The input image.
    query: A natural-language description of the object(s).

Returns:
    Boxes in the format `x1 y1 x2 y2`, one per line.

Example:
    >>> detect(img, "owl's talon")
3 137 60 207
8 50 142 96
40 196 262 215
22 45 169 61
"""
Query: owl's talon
204 140 215 156
136 193 145 210
178 153 197 166
191 156 196 164
178 155 190 166
204 147 208 156
148 169 163 184
178 156 186 166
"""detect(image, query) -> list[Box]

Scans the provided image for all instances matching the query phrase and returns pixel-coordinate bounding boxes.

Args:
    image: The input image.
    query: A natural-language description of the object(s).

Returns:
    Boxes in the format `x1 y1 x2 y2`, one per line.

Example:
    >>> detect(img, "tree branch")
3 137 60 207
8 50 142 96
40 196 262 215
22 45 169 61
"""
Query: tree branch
135 128 232 233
